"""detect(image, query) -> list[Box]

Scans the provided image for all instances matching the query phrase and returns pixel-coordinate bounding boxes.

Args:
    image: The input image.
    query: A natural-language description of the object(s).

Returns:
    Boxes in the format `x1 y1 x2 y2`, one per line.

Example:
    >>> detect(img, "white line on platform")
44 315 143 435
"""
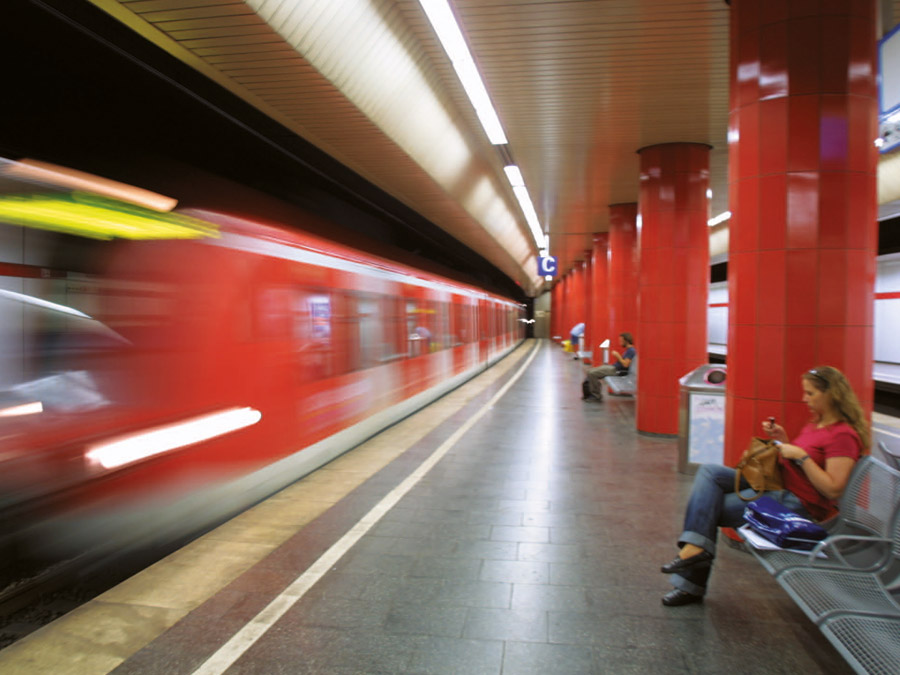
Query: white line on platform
192 342 541 675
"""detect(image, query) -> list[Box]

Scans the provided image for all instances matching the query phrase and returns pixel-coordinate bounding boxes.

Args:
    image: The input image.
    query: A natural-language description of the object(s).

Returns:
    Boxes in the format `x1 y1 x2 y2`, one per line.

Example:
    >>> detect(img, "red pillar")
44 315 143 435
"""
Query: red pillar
608 203 639 360
589 234 609 366
571 263 584 338
581 253 593 360
562 271 574 342
724 0 878 464
636 143 710 435
550 281 560 340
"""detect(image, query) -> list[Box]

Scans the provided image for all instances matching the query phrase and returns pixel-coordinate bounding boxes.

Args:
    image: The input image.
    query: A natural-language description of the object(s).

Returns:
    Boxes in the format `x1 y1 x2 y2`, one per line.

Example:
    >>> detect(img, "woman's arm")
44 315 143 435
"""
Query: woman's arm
777 443 856 500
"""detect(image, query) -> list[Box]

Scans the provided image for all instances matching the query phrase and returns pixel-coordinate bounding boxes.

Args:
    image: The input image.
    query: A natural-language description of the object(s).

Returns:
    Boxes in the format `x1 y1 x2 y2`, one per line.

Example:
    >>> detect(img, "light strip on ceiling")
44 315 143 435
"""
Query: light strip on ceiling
504 165 545 251
418 0 507 145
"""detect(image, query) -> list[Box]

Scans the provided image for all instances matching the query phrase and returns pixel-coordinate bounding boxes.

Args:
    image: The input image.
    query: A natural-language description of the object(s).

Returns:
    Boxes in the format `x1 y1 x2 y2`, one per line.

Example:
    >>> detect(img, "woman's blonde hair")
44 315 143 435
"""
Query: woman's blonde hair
803 366 870 452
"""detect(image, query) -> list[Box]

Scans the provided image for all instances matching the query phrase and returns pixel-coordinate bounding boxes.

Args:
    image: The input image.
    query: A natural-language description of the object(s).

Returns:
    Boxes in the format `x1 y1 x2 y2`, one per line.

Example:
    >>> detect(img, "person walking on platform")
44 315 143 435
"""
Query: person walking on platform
569 322 585 359
660 366 868 606
582 332 635 400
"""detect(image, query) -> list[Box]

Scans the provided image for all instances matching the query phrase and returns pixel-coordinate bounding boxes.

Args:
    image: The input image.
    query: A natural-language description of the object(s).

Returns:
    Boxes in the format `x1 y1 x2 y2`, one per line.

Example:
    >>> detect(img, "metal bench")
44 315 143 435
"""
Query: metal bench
742 456 900 675
745 457 900 578
605 354 637 396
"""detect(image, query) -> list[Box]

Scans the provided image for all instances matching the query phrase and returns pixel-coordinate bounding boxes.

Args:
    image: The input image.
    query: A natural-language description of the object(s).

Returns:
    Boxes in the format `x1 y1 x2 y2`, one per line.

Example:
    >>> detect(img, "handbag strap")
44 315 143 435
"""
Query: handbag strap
734 466 764 501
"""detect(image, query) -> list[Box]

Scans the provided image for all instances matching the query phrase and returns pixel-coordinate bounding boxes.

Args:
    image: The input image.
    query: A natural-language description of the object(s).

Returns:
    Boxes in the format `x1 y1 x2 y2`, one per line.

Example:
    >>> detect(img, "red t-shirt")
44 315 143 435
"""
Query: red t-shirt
780 421 862 521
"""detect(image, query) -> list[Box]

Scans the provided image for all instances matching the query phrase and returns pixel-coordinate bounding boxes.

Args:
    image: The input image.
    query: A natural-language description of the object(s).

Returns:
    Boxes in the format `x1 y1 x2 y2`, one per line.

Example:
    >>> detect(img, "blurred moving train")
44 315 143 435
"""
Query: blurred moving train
0 158 524 568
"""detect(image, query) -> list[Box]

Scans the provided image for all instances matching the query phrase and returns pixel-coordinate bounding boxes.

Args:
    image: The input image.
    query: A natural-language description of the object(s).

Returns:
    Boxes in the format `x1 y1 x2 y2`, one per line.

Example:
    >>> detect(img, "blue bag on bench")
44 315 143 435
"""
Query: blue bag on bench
743 496 827 550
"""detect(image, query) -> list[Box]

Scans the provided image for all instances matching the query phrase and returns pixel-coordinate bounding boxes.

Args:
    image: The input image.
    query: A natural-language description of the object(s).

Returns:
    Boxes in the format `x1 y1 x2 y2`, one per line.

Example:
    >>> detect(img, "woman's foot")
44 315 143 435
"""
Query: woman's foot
661 589 703 606
660 549 713 573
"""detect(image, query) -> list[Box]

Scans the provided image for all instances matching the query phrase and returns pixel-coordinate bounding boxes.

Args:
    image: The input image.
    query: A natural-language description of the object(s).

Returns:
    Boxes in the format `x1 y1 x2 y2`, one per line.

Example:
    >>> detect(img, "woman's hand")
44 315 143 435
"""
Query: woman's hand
776 443 855 500
776 442 806 462
762 419 788 442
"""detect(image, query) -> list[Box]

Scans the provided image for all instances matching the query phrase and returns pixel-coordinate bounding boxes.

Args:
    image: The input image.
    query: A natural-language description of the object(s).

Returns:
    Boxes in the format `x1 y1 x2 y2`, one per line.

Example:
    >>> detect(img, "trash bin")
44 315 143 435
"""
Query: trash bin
677 364 727 474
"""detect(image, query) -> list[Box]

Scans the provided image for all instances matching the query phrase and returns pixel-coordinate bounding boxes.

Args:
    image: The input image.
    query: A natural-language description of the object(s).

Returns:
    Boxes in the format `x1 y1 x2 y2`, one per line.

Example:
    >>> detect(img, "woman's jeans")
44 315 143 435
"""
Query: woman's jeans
670 464 812 596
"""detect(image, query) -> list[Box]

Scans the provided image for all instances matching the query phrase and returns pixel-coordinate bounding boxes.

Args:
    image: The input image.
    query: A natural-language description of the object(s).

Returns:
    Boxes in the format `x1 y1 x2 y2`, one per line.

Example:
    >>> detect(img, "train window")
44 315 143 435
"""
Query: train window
407 299 438 356
355 292 383 370
292 288 333 381
384 296 406 362
437 300 450 351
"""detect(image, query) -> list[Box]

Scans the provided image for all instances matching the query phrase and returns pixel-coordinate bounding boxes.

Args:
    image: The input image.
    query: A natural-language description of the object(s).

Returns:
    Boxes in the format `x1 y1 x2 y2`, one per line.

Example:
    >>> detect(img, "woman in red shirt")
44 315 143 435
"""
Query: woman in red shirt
660 366 869 606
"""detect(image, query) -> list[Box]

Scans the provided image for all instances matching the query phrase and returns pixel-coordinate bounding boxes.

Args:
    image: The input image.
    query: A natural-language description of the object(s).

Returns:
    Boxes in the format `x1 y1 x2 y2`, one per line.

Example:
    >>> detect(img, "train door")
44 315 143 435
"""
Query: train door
478 299 489 363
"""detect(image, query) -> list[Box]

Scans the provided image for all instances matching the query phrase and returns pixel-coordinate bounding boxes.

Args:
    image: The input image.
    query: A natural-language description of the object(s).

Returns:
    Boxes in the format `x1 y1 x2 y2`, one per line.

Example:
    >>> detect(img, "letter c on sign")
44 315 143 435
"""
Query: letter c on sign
538 256 557 276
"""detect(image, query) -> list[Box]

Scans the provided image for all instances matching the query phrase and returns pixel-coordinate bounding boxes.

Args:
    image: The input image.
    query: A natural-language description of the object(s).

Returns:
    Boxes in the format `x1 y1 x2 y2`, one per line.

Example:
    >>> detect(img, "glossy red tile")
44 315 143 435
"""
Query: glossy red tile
755 324 786 399
847 94 876 173
739 103 761 177
788 95 820 170
760 21 789 100
819 95 850 171
786 172 819 248
784 324 817 383
738 28 762 106
849 16 878 98
759 97 788 173
816 249 848 325
730 252 758 326
820 16 851 93
756 249 787 323
821 0 863 16
817 172 848 249
789 0 820 18
787 18 821 95
758 174 787 249
784 249 818 324
816 325 848 370
759 0 788 25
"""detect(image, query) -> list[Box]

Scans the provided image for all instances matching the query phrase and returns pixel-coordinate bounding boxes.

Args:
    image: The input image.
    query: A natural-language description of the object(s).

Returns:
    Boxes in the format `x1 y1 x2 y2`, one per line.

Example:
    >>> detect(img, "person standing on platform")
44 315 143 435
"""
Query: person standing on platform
582 332 635 400
659 366 868 606
569 322 585 359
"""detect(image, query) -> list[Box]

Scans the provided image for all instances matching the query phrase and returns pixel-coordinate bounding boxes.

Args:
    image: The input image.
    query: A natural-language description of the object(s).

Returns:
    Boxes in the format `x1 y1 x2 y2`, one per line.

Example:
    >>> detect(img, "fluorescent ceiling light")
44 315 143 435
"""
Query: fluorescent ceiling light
708 210 732 227
85 407 262 470
512 185 544 247
504 165 524 187
418 0 507 145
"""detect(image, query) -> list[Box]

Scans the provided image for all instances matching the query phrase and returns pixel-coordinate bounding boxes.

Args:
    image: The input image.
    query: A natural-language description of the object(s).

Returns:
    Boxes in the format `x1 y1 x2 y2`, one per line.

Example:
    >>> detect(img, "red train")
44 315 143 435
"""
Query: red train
0 160 525 563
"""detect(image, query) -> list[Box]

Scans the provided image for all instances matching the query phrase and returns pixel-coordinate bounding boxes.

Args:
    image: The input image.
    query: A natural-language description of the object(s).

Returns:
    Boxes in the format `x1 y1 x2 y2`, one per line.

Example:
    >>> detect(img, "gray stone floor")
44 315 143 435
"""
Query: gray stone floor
224 342 853 674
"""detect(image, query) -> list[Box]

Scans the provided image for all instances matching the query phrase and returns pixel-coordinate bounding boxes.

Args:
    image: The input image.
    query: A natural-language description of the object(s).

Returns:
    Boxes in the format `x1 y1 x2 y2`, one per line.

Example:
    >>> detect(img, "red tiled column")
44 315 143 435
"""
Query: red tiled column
581 254 593 360
724 0 878 464
550 281 560 340
636 144 710 435
562 271 574 343
589 234 610 366
608 203 639 359
572 262 585 338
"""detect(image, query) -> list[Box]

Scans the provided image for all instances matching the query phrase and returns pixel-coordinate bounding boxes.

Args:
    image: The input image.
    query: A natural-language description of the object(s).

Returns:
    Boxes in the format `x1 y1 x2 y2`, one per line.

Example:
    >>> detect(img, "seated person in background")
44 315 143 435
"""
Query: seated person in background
569 322 585 359
659 365 867 607
582 332 634 400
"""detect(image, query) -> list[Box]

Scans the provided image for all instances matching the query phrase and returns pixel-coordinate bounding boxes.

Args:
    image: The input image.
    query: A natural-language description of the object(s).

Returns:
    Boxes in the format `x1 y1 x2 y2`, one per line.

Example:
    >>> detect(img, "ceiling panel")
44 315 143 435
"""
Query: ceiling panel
100 0 735 292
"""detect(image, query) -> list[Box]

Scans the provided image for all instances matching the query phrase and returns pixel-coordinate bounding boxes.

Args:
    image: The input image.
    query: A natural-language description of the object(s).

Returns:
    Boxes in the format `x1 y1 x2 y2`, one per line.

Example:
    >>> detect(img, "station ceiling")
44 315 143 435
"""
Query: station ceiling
87 0 898 297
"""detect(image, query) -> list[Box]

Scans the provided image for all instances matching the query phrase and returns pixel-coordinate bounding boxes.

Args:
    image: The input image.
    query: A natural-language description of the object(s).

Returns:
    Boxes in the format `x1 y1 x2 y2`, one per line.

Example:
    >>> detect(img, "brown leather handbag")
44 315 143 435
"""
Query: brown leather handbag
734 437 784 501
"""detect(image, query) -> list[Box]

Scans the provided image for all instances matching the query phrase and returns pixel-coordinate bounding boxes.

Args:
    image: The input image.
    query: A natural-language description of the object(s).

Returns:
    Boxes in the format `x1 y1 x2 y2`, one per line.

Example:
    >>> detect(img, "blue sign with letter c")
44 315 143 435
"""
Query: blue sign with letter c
538 256 558 277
